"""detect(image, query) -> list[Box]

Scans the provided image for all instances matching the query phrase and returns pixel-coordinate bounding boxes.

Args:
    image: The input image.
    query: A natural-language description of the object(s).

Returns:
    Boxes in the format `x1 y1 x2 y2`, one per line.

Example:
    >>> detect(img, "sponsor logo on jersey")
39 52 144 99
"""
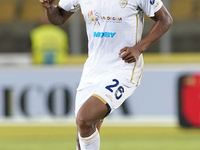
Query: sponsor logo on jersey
88 10 100 25
93 32 116 38
119 0 128 8
101 16 122 22
87 10 122 25
150 0 155 5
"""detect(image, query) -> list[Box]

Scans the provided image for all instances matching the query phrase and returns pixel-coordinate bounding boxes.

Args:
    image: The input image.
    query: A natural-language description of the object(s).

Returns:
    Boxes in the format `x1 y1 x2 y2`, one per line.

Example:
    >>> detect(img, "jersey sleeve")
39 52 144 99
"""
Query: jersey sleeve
59 0 80 12
136 0 163 17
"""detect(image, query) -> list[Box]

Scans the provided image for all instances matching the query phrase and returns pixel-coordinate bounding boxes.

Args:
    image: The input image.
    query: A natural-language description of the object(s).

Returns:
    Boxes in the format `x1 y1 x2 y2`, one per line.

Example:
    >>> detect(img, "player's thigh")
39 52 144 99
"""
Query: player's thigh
75 83 99 117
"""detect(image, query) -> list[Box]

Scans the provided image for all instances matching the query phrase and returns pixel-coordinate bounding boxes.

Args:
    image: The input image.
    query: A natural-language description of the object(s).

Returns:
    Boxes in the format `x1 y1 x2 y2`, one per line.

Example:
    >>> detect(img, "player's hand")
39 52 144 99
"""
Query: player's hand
119 46 142 63
39 0 56 9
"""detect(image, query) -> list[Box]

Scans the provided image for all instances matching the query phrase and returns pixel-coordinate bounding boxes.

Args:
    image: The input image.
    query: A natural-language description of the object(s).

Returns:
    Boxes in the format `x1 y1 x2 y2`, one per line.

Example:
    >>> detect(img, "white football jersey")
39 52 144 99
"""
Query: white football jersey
59 0 163 86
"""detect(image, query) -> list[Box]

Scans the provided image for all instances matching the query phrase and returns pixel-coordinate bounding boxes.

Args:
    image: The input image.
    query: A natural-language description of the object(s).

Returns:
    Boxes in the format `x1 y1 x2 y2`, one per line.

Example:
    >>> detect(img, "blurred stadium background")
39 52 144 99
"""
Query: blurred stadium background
0 0 200 150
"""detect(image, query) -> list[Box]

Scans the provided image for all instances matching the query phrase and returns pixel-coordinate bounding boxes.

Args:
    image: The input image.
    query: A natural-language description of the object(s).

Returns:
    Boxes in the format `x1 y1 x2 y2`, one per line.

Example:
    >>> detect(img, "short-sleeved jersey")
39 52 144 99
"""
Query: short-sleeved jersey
59 0 163 87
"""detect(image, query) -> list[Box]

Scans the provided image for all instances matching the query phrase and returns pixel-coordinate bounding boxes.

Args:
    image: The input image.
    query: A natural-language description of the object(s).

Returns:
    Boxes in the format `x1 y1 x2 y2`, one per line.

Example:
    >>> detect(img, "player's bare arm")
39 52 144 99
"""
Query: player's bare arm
39 0 74 25
119 5 173 63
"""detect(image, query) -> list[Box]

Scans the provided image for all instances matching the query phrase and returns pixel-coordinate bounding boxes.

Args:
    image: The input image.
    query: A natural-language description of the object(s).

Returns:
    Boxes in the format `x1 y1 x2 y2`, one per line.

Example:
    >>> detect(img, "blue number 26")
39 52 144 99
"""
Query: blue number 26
105 79 124 100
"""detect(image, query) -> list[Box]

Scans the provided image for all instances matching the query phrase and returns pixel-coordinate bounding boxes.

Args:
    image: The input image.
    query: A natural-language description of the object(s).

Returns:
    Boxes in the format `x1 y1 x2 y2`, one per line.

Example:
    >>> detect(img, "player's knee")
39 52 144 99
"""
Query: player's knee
76 116 92 131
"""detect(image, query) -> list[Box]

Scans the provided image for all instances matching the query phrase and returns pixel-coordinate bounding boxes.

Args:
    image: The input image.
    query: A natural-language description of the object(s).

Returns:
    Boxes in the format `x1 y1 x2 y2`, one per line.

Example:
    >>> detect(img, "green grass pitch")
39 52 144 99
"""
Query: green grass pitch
0 126 200 150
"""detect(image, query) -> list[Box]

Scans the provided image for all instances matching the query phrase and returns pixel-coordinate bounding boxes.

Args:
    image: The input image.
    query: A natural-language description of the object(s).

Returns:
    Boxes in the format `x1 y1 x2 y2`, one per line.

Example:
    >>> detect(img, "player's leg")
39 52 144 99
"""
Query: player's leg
76 96 109 150
75 74 137 150
76 120 103 150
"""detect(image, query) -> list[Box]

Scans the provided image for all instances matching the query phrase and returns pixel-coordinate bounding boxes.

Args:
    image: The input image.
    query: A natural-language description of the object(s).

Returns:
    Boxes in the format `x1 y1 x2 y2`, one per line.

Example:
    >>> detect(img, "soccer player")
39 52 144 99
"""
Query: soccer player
40 0 173 150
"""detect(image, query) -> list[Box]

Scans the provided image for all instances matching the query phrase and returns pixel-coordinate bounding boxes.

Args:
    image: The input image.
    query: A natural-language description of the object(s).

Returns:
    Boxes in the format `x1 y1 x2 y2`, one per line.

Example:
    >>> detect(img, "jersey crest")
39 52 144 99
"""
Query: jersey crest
119 0 128 8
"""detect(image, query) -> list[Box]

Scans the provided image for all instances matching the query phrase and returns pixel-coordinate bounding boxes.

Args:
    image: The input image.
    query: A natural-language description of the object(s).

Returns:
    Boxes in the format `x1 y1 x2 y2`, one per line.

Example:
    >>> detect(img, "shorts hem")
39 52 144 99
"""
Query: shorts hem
92 94 111 117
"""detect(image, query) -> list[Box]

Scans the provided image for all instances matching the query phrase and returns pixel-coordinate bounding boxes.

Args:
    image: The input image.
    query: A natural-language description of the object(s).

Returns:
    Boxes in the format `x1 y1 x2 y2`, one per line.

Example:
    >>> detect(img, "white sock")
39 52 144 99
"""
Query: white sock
78 129 100 150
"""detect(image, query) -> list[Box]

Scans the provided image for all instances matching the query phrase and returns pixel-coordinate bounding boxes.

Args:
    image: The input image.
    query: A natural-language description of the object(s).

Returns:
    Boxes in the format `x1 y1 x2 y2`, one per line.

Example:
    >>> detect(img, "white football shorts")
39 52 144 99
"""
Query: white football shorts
75 73 138 117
